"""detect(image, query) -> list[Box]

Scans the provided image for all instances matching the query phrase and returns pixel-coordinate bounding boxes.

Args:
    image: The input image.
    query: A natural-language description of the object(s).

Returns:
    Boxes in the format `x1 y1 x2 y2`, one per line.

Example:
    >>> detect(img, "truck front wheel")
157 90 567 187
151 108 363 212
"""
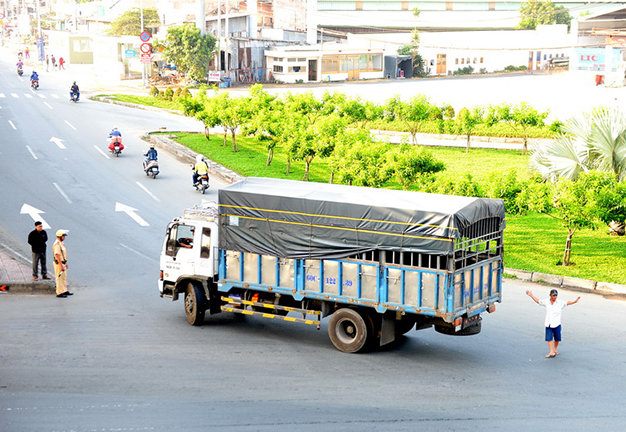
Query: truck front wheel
328 308 369 353
184 282 206 326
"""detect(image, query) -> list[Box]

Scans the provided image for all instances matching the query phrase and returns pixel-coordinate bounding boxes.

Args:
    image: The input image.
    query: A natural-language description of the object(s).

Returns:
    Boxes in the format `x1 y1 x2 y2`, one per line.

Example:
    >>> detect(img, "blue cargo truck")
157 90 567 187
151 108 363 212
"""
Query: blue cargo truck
159 177 505 352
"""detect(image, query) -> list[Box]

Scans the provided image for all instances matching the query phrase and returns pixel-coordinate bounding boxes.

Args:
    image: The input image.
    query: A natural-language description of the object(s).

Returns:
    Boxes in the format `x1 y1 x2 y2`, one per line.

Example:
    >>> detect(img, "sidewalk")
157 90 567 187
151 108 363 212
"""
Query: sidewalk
0 247 55 295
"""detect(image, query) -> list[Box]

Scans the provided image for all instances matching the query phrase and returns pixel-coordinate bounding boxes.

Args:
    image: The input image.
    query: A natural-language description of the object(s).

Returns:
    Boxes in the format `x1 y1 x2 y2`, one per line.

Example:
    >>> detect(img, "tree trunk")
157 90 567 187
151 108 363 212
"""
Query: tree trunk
522 137 528 154
466 134 471 153
204 126 210 141
562 228 575 266
231 129 237 152
303 159 311 181
411 131 418 145
285 156 291 174
266 148 273 166
329 169 335 184
222 128 228 146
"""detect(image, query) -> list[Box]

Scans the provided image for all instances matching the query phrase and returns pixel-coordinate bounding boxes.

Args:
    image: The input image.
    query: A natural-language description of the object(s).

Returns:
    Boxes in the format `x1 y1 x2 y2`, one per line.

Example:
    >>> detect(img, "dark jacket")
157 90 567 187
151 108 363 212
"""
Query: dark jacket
28 229 48 253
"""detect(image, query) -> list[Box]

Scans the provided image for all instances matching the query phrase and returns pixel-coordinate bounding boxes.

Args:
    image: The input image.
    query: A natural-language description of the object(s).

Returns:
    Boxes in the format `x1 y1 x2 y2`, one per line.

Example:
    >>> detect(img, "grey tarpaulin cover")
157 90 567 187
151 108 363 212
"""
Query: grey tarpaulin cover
218 177 505 259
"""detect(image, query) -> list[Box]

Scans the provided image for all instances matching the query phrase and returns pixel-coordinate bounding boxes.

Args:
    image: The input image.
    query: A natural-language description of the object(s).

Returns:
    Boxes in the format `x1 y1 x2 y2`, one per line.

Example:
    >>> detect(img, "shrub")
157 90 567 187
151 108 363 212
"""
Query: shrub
453 66 474 75
163 86 174 101
149 85 159 97
549 120 564 134
174 87 182 99
179 87 192 99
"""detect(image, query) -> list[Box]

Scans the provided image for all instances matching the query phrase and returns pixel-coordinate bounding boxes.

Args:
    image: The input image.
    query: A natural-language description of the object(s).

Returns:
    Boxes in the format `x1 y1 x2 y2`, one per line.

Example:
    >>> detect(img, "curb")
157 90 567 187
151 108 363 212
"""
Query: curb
1 282 56 295
503 267 626 296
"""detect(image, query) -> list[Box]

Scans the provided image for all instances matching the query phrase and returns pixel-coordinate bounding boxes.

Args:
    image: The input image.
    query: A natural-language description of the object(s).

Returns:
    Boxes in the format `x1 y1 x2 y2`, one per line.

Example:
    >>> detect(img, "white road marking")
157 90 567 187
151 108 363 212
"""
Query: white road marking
119 243 157 262
50 137 66 149
24 93 32 99
37 93 46 98
51 94 59 99
115 202 149 227
94 145 110 159
136 181 160 202
0 242 30 262
8 120 16 130
11 93 18 98
64 120 76 130
25 145 38 159
53 182 72 204
43 101 53 110
20 204 50 229
0 93 5 98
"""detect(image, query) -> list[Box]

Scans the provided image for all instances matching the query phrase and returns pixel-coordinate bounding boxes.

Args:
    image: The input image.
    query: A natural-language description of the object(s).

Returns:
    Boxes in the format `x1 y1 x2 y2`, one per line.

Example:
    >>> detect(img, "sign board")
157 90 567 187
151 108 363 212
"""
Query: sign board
140 43 152 54
208 71 221 82
125 49 137 58
574 47 621 72
141 53 152 63
140 31 151 42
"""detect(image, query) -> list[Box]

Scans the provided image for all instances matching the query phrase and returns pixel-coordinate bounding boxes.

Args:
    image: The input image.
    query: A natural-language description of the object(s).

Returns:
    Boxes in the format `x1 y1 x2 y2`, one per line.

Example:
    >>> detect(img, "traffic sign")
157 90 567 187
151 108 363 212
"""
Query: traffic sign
140 43 152 54
140 31 151 42
125 49 137 58
141 53 152 63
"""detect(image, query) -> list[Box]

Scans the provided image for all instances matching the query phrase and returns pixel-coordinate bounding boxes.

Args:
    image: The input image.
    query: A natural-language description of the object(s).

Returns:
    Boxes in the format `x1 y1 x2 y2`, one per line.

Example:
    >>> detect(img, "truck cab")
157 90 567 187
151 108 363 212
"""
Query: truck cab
159 204 219 300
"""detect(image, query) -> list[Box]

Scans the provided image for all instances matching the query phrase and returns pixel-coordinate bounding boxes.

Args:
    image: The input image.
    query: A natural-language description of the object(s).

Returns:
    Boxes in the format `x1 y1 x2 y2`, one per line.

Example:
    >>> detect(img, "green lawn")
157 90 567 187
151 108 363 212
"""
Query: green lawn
164 132 625 284
100 94 185 111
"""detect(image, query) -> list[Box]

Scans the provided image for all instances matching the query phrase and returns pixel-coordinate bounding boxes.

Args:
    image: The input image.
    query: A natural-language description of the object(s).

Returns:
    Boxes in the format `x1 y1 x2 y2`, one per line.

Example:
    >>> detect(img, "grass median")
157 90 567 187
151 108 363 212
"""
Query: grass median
165 131 626 285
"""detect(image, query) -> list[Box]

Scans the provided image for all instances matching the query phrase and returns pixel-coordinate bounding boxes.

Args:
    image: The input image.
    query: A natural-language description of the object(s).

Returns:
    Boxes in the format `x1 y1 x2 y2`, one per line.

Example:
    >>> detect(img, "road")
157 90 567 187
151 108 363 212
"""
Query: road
1 60 626 431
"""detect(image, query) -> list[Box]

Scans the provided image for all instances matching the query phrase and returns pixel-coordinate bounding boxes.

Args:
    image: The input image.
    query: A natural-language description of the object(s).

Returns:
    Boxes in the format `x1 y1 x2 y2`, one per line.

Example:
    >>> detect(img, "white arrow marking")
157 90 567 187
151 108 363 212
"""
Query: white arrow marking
115 202 149 227
50 137 66 149
20 204 50 229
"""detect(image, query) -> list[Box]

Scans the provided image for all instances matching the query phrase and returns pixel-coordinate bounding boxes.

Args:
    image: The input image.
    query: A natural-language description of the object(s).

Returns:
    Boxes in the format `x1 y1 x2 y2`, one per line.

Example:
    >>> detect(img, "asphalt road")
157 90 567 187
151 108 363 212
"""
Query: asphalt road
1 60 625 431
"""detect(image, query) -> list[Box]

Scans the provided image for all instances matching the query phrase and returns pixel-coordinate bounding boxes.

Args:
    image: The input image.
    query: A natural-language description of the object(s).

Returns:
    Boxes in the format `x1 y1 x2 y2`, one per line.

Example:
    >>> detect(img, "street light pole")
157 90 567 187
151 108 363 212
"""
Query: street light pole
140 0 146 87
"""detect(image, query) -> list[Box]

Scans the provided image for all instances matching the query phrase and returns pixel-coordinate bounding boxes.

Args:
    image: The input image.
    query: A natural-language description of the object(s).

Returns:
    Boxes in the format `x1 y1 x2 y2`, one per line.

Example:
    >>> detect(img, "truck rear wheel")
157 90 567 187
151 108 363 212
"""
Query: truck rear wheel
185 282 206 326
328 308 369 353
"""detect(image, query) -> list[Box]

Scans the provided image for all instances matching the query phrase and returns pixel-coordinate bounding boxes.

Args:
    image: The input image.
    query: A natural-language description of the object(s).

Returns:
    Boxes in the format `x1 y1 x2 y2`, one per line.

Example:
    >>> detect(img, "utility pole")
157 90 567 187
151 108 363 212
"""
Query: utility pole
141 0 146 87
217 0 221 71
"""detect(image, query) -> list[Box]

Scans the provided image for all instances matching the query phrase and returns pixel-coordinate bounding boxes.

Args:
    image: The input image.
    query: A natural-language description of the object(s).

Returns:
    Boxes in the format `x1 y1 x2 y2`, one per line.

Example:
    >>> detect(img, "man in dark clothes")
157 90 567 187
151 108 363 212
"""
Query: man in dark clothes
28 221 50 281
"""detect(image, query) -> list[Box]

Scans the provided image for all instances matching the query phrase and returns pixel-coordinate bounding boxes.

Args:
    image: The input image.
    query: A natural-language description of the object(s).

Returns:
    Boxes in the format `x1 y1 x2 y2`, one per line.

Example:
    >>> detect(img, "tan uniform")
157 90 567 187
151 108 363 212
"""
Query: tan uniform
52 238 68 295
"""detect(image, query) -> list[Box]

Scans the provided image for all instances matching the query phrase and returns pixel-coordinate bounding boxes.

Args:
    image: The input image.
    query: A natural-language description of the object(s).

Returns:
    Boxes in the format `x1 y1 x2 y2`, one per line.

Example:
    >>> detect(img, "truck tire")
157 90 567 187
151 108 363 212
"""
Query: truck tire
185 282 206 326
328 308 369 353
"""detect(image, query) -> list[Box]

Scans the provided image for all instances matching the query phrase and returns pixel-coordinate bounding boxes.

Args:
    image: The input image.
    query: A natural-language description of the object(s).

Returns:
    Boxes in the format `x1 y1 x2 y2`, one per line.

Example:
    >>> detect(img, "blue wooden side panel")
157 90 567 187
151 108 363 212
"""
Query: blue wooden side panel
218 250 502 323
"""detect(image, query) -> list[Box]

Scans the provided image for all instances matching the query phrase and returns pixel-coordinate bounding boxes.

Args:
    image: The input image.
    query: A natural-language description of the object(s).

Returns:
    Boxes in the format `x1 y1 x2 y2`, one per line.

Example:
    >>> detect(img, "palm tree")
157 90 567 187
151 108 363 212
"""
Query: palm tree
530 108 626 182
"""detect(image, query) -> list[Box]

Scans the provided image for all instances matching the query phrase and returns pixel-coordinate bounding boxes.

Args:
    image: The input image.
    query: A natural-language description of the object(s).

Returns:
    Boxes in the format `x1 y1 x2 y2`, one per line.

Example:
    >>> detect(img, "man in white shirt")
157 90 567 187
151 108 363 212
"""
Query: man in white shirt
526 288 580 358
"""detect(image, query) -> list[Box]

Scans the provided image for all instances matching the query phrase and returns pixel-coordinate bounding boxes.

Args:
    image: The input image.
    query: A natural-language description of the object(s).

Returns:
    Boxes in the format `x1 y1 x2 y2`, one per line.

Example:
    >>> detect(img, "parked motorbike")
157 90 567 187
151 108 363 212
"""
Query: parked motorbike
194 174 209 194
31 79 39 90
143 159 159 179
70 91 79 102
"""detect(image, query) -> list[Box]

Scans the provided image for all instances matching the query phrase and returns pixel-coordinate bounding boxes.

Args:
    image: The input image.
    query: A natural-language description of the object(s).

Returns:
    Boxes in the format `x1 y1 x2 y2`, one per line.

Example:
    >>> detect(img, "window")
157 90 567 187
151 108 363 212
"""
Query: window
461 58 465 64
401 1 408 10
322 55 341 73
488 1 495 10
72 38 92 52
480 57 484 63
467 58 470 64
446 2 453 11
356 1 363 10
200 228 211 258
273 65 283 73
297 58 306 62
455 58 459 64
473 58 477 64
289 66 305 73
176 225 195 249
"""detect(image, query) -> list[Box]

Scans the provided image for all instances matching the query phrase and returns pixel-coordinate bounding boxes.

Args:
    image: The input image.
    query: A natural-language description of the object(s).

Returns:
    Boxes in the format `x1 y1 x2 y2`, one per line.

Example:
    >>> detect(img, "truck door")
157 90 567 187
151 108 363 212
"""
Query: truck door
163 223 197 277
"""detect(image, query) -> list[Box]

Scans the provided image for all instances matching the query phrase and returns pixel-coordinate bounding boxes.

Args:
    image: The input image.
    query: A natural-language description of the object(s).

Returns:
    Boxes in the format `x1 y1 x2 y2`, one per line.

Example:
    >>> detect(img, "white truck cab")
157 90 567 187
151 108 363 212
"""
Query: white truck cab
159 203 219 299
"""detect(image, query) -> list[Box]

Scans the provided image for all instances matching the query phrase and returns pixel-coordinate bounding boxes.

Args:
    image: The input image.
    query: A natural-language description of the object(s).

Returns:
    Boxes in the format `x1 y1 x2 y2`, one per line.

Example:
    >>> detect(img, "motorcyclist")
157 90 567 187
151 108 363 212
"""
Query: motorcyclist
30 71 39 86
16 60 24 71
192 154 209 186
69 81 80 100
108 128 124 152
144 144 158 162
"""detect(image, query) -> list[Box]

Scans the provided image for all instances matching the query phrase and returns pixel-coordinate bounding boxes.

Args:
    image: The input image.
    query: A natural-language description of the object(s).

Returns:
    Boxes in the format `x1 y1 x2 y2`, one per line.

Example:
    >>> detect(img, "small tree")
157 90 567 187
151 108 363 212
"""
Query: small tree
386 144 446 190
161 25 216 82
518 0 572 30
487 102 548 154
455 106 485 153
385 95 434 145
107 8 160 36
244 86 283 166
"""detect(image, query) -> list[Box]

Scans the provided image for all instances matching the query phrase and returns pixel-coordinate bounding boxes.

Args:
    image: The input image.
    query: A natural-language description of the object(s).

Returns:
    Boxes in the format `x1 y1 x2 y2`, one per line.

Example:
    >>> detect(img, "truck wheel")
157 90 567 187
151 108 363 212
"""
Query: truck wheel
328 308 369 353
184 282 206 326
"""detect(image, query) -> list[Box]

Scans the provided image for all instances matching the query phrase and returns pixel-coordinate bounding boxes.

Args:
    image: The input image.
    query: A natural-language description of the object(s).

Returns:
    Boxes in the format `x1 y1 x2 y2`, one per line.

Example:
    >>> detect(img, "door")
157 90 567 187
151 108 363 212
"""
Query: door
308 59 317 81
196 227 215 277
348 56 360 80
162 223 197 280
436 54 447 74
528 51 534 70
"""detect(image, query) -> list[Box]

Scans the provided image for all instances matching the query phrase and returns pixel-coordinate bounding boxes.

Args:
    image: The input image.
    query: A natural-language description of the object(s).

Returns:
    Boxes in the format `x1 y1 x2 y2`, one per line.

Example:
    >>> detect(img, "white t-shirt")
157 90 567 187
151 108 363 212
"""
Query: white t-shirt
539 298 567 328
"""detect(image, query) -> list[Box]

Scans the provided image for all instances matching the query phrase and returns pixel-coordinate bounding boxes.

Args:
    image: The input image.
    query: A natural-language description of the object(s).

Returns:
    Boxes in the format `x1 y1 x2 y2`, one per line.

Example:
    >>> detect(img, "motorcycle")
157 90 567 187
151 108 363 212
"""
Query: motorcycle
31 79 39 90
109 137 123 157
70 91 79 102
194 174 209 194
143 159 159 179
17 67 23 76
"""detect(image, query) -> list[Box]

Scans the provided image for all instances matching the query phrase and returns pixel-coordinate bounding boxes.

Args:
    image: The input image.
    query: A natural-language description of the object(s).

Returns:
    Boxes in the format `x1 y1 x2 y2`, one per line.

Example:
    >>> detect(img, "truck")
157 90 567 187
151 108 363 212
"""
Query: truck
159 177 505 353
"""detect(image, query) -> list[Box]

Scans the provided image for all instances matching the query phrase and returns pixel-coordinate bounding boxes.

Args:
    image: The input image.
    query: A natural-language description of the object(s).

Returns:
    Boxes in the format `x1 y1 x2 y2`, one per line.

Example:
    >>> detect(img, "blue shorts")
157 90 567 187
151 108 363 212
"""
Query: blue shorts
545 325 562 342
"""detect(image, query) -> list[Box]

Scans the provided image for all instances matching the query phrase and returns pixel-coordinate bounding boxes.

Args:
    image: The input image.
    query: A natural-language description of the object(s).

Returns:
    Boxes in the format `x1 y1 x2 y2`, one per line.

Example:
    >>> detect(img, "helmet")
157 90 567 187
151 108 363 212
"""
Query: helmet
32 70 36 74
150 144 155 148
73 81 76 85
196 154 204 162
56 229 69 237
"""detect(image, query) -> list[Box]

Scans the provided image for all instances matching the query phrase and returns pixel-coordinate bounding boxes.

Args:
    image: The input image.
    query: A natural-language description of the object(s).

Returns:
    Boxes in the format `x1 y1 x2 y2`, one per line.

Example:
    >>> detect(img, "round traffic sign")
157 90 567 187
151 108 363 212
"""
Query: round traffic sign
140 43 152 54
140 31 151 42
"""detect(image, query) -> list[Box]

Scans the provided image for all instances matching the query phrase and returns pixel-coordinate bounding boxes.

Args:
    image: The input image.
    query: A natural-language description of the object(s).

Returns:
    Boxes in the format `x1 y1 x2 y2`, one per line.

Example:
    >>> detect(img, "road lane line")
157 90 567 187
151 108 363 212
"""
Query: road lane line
51 94 59 99
0 93 5 98
25 145 38 159
136 181 161 202
65 120 77 130
8 120 16 130
37 93 46 99
24 93 32 98
43 101 53 110
94 145 111 159
53 182 72 204
119 243 157 262
11 93 19 98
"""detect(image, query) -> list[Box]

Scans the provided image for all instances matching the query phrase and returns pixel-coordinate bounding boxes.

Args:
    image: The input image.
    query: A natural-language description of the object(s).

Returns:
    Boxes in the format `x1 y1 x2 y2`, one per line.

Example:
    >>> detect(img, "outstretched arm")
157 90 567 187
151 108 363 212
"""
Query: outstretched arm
526 290 540 304
567 296 581 306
